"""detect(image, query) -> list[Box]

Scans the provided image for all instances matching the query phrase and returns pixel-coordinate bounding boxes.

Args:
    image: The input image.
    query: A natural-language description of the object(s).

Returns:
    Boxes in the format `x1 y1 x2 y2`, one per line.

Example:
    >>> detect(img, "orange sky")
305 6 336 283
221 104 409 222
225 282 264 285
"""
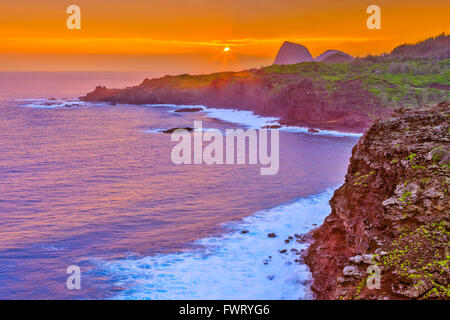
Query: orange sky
0 0 449 73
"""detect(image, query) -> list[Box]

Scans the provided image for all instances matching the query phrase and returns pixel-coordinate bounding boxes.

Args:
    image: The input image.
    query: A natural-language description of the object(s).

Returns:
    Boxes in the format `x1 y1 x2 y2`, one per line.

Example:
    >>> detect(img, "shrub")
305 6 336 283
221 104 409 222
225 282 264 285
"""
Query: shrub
388 62 412 74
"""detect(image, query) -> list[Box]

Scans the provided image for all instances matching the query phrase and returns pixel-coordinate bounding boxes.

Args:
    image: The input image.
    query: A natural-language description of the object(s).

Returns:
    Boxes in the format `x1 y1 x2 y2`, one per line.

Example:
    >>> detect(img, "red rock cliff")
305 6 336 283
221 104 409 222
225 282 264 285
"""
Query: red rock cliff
306 102 450 300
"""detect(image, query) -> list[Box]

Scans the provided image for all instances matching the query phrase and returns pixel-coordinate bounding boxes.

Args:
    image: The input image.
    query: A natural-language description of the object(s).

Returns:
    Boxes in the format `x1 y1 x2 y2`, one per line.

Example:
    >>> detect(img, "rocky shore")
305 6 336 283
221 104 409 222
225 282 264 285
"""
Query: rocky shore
80 35 449 134
305 102 450 300
80 71 381 133
78 35 449 299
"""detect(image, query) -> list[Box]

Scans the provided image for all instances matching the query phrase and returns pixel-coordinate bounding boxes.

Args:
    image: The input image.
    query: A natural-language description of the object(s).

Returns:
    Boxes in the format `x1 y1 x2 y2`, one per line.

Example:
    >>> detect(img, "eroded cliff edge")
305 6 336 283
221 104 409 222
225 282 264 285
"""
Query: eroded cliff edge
306 101 450 300
81 35 449 134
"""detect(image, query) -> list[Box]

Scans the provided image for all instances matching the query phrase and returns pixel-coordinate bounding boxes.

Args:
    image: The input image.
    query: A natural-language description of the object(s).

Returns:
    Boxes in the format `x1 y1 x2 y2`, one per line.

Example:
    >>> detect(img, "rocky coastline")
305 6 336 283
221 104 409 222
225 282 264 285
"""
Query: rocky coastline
79 34 449 299
305 102 449 300
80 73 378 134
80 35 449 134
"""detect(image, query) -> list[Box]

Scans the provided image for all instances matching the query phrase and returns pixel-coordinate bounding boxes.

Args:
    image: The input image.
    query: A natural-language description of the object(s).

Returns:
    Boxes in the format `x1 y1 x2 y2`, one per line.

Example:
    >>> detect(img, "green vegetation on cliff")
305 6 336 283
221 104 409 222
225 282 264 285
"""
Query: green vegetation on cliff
83 34 449 133
306 102 450 300
376 221 450 299
261 59 450 107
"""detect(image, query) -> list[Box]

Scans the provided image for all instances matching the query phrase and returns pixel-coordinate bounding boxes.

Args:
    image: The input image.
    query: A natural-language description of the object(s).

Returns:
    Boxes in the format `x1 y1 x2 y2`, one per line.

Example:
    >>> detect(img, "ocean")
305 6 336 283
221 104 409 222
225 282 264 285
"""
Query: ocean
0 72 359 299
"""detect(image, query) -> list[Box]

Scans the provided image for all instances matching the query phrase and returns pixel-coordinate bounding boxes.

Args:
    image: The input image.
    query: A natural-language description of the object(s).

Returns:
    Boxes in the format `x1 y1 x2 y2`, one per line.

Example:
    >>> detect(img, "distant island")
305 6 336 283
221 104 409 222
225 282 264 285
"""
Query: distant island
82 34 449 133
272 41 354 65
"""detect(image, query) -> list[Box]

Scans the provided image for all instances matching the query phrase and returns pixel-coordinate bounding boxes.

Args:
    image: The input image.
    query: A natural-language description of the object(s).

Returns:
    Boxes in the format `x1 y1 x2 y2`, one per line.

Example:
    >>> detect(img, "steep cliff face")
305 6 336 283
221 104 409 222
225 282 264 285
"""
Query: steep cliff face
82 35 449 133
306 102 450 300
273 41 314 65
81 69 386 133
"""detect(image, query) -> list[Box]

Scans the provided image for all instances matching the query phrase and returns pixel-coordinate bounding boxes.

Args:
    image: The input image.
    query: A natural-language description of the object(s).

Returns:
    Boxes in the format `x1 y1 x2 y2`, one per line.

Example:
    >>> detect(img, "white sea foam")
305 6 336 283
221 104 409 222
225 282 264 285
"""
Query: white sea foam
280 126 363 138
100 188 336 300
197 106 362 138
141 129 166 134
202 107 279 130
14 98 84 109
16 98 362 138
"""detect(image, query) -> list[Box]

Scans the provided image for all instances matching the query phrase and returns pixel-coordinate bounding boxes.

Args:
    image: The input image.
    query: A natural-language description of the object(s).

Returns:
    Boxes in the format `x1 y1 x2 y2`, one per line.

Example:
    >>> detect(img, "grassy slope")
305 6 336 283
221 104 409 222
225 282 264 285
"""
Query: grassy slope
144 58 449 112
261 59 450 108
85 35 449 132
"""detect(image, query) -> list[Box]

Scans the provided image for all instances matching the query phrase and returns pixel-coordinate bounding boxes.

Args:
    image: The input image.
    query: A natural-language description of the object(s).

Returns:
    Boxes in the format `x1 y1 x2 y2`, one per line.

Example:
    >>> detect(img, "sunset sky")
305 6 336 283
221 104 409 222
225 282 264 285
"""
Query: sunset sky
1 0 449 73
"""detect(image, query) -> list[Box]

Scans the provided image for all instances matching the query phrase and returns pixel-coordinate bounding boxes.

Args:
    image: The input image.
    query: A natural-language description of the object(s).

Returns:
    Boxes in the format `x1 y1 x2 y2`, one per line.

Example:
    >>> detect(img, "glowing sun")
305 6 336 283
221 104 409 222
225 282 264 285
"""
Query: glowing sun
223 47 230 52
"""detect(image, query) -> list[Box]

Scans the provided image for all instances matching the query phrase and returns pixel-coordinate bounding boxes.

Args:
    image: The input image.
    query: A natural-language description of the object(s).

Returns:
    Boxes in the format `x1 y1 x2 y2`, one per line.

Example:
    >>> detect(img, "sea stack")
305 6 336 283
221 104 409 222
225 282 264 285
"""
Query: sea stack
273 41 314 65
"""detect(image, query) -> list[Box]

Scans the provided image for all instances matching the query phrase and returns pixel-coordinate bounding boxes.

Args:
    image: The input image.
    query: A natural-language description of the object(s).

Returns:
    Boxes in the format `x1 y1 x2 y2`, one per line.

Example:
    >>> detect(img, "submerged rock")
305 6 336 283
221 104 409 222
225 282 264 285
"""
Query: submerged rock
160 127 193 134
174 107 203 113
262 124 282 129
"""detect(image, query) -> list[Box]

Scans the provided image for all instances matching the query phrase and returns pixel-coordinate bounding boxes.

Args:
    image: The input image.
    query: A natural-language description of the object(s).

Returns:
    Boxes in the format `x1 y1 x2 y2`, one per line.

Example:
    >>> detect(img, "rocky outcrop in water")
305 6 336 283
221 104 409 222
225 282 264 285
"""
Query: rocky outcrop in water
160 127 193 134
306 101 450 300
174 107 203 113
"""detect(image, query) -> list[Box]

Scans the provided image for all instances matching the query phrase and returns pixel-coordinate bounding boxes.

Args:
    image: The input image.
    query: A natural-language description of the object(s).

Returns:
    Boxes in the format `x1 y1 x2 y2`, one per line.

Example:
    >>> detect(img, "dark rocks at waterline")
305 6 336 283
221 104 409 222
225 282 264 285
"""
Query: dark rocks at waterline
240 230 249 234
174 107 203 113
263 256 273 265
306 102 450 300
297 279 312 287
262 124 282 129
308 128 320 133
267 233 276 238
160 127 194 134
80 62 380 134
279 249 287 254
294 232 314 244
298 251 307 265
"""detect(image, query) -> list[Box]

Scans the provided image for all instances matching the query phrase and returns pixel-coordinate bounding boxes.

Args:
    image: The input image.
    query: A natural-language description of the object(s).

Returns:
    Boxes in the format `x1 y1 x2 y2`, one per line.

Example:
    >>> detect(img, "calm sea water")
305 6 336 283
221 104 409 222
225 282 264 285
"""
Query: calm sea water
0 72 358 299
